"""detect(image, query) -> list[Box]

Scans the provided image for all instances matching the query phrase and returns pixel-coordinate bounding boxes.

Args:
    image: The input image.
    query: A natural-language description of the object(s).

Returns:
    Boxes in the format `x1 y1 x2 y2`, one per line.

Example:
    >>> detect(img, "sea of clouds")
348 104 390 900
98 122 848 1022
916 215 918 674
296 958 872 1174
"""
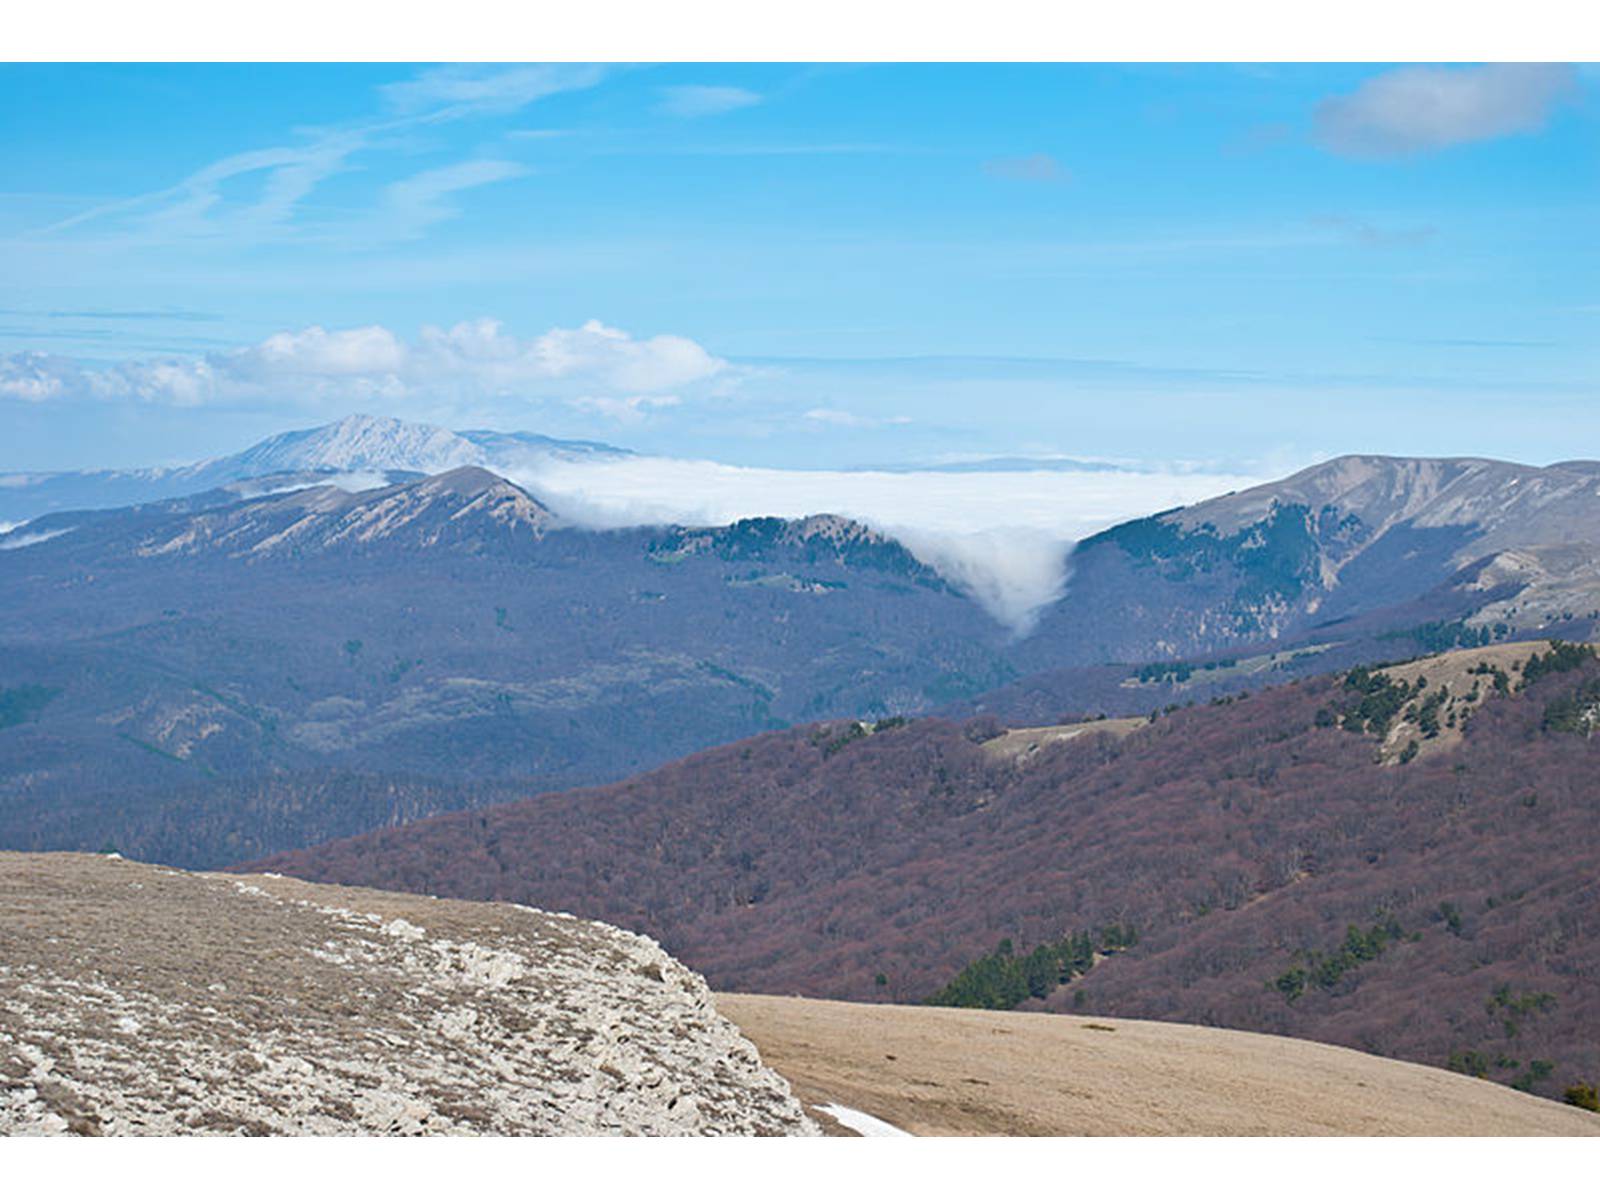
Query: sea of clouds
507 455 1267 633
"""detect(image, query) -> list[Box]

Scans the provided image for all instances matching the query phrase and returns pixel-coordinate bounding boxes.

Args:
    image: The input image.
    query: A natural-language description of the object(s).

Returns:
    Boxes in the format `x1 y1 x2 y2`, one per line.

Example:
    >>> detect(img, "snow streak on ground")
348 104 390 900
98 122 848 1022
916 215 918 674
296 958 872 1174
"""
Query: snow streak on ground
818 1102 914 1138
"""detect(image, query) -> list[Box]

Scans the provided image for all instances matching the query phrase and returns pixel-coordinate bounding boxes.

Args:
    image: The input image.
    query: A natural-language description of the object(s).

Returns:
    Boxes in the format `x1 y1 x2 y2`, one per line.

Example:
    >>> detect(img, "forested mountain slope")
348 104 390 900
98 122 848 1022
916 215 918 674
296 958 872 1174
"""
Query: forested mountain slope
8 451 1600 868
249 643 1600 1105
0 469 1006 864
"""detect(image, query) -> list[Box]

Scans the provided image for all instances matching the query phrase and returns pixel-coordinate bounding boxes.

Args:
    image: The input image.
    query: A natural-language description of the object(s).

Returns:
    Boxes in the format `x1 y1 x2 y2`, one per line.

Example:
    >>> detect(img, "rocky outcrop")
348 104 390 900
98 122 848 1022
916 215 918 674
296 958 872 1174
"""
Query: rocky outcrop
0 853 816 1136
1028 456 1600 666
131 466 558 559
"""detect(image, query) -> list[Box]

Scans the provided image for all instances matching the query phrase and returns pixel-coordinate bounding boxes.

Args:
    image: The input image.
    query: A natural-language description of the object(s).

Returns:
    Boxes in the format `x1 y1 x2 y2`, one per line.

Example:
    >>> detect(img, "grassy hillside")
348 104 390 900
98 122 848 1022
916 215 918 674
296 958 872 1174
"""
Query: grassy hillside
719 993 1600 1136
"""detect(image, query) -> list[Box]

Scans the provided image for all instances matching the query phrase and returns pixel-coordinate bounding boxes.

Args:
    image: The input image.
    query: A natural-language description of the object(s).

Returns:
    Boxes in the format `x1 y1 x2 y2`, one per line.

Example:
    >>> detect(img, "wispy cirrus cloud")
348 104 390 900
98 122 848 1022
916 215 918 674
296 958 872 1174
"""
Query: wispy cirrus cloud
1315 64 1579 158
27 65 607 248
804 407 912 429
376 160 530 242
0 307 221 322
0 319 726 412
37 137 362 241
380 64 608 117
658 85 762 118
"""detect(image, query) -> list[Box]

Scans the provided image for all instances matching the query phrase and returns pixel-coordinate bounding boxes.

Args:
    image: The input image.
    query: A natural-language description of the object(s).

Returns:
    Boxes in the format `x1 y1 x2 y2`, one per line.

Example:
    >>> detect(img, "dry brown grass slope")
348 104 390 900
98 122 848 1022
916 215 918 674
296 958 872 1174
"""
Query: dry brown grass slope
978 716 1147 765
718 993 1600 1136
1372 640 1555 763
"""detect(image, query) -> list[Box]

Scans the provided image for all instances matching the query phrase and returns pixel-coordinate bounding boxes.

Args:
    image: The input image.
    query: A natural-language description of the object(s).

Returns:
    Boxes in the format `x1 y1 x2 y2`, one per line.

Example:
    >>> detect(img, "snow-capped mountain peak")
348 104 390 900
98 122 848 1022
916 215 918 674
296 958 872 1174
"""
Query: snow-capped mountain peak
0 415 630 524
221 414 488 476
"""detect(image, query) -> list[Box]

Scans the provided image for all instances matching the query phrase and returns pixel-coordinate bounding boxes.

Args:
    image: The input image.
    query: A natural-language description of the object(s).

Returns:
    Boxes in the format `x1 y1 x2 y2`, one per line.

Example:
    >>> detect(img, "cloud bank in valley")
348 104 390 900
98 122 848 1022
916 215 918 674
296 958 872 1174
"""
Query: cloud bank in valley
0 301 1278 630
510 455 1268 633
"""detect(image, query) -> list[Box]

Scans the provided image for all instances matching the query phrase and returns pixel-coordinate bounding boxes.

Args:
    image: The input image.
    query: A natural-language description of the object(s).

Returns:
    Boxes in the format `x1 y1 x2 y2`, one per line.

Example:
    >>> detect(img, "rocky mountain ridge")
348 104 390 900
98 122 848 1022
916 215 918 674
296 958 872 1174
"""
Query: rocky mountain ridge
1025 454 1600 667
0 414 627 524
6 449 1600 869
130 467 560 560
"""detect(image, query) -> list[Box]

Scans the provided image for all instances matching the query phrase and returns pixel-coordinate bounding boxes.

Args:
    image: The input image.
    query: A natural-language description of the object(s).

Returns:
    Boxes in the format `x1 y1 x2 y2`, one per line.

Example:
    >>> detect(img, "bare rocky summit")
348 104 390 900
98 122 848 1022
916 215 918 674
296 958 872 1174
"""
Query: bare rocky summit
0 852 817 1136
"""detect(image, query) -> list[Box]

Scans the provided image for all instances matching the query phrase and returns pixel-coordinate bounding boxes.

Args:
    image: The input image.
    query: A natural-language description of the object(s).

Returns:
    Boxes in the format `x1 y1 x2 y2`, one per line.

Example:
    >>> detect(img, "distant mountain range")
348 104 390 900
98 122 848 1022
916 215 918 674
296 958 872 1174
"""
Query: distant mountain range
0 414 627 524
0 464 1006 864
1029 454 1600 664
2 418 1600 868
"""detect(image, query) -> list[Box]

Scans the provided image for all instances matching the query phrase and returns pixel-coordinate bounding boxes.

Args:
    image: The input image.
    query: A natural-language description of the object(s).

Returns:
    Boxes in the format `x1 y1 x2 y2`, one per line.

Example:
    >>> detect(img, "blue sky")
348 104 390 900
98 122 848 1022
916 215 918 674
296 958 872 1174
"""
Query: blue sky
1 62 1595 472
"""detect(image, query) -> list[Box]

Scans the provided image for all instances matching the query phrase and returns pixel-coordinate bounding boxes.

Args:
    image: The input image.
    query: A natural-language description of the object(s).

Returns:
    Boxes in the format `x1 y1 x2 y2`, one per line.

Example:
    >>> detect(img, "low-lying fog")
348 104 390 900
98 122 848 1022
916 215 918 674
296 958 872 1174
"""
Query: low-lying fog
509 456 1267 633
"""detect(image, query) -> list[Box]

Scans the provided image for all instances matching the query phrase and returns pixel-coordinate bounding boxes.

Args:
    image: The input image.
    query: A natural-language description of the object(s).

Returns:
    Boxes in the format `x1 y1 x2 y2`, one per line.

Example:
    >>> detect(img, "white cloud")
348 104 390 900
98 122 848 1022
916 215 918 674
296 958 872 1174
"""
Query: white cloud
1315 64 1578 158
0 319 725 412
378 160 529 240
0 352 73 402
381 65 608 117
232 326 409 378
507 454 1267 633
658 85 763 118
521 320 724 393
99 357 223 408
38 138 362 241
804 408 912 429
568 394 682 424
228 471 393 500
889 526 1078 634
33 66 604 247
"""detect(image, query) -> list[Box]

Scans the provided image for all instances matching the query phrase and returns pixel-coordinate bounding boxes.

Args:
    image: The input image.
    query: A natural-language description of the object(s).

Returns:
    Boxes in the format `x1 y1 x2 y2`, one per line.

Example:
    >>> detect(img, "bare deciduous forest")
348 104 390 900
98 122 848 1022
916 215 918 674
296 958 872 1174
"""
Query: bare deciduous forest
249 653 1600 1103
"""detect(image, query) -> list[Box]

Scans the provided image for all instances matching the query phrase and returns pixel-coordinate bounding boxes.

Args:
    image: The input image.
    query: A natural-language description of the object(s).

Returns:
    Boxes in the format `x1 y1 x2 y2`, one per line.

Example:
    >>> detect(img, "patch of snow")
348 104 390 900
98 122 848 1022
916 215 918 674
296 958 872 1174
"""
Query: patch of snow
0 526 71 550
232 415 487 478
818 1102 913 1137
